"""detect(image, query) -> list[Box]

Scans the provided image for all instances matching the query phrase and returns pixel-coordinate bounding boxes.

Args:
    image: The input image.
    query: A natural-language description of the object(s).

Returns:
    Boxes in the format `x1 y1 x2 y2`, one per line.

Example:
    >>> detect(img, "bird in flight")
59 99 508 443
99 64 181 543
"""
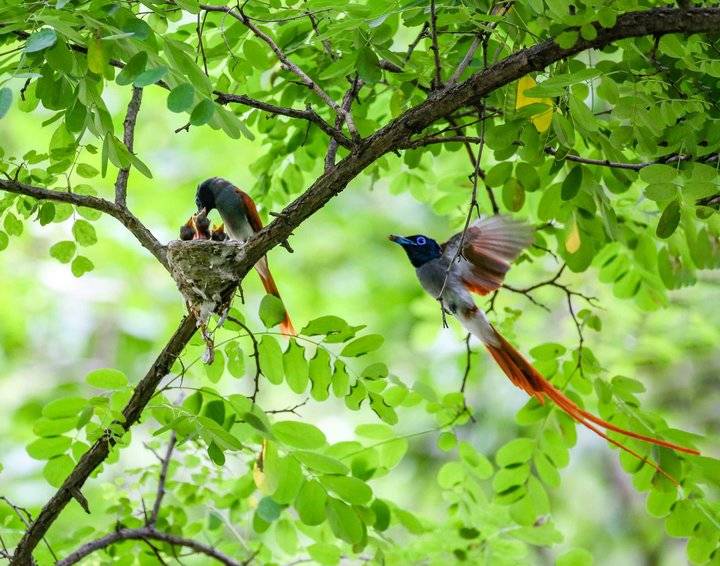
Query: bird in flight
390 215 699 480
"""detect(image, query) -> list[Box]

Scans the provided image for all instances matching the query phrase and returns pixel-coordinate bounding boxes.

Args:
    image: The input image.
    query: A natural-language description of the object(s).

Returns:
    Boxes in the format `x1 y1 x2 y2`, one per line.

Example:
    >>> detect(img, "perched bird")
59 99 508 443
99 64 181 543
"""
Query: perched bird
195 177 295 335
390 216 699 476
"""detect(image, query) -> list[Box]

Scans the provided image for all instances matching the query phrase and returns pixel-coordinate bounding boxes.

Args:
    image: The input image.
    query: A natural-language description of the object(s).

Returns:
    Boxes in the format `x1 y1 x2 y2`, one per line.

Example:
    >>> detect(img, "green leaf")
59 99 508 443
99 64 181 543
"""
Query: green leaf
85 368 128 389
553 113 575 148
42 396 86 419
496 438 535 467
486 162 513 188
302 315 349 336
43 454 74 487
272 420 326 449
341 334 384 357
0 231 8 252
190 99 215 126
243 39 270 69
87 38 106 74
76 163 98 178
26 28 58 53
4 213 22 236
257 496 282 522
27 436 71 460
656 200 681 239
357 47 381 83
292 451 348 474
167 83 195 113
272 456 304 504
309 348 332 401
258 335 284 384
332 360 350 397
295 479 327 525
71 256 94 277
319 474 372 505
325 497 364 544
259 294 287 328
437 461 466 489
0 88 12 119
116 52 148 86
639 164 677 185
72 219 97 246
49 240 76 263
283 340 309 393
133 66 168 87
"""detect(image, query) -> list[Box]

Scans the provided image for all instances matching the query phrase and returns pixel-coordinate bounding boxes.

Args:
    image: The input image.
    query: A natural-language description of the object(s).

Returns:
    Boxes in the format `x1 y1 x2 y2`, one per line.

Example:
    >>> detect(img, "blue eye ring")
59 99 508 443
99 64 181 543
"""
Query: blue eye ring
416 236 426 245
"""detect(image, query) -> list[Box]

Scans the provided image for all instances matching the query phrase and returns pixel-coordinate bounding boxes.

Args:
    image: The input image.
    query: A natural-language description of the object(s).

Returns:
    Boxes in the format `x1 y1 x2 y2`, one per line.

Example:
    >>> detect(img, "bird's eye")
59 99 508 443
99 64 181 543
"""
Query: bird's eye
416 236 426 245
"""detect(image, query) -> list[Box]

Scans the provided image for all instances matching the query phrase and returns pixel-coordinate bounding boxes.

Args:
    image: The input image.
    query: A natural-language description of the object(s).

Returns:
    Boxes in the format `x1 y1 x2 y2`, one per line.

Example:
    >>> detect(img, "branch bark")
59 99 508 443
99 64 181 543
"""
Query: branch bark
8 6 720 563
114 87 143 206
0 179 168 269
55 526 243 566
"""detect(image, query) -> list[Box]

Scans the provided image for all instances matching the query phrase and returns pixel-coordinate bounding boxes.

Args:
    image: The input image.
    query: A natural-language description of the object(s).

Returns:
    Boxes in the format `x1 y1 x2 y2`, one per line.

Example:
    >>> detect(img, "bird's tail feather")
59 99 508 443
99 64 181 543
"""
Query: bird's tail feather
479 325 699 483
254 257 295 336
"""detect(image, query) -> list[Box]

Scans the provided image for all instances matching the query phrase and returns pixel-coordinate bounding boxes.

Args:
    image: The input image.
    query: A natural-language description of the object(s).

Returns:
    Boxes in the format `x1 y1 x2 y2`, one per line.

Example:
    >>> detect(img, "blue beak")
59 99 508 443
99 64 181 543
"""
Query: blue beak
389 235 414 246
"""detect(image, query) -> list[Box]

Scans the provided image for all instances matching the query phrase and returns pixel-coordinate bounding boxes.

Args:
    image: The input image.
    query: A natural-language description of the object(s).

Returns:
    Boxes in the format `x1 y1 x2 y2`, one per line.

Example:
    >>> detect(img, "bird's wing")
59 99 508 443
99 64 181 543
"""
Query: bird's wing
235 188 264 233
443 216 534 295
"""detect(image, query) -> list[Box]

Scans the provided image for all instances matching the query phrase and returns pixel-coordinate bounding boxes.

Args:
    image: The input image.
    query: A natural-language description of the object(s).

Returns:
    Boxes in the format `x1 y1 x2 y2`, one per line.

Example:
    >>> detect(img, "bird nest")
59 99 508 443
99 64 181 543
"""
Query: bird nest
166 239 243 324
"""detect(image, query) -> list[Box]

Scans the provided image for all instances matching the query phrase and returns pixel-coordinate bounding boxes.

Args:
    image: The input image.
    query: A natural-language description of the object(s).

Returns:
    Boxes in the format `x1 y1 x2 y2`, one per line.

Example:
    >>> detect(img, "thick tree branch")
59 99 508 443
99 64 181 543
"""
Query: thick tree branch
9 6 720 563
55 526 243 566
0 179 168 269
115 87 143 206
11 316 197 565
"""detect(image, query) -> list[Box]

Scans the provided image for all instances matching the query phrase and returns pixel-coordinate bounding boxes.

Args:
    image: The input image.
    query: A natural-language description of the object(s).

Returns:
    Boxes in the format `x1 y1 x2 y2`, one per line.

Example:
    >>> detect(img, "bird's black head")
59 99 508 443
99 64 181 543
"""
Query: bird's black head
389 234 442 267
195 177 223 212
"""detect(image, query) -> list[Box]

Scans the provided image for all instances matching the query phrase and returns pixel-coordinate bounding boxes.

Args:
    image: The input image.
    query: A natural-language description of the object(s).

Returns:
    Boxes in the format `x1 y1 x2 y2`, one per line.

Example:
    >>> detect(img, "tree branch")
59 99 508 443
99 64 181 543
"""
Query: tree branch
148 432 177 527
545 146 720 171
325 75 363 170
11 316 197 565
0 179 168 270
55 526 244 566
114 87 143 207
214 92 351 148
201 3 358 138
429 0 443 89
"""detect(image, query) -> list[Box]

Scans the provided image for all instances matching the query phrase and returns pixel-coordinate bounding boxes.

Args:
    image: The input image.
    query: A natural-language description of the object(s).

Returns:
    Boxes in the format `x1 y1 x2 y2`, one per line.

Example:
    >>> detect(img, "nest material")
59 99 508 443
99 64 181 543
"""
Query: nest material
167 239 243 324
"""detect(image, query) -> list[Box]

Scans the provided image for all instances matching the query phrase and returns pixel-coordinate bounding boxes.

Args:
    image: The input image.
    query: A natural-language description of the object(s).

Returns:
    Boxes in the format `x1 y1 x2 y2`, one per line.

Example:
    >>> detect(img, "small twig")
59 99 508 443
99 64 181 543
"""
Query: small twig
460 333 477 423
226 315 262 401
325 74 362 170
266 398 309 415
429 0 443 89
405 22 429 63
304 2 335 59
448 34 481 85
114 86 143 207
149 432 177 526
196 11 210 75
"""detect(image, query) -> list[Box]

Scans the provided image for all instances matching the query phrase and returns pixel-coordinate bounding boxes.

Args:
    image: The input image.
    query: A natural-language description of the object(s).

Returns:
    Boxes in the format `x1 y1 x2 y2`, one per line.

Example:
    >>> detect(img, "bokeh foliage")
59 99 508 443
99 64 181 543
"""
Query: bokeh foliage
1 0 719 565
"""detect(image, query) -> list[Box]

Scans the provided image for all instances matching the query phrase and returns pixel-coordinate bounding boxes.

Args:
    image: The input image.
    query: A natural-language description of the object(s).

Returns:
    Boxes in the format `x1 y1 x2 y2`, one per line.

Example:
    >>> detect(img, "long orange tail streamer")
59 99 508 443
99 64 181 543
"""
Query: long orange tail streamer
254 256 295 336
485 328 699 483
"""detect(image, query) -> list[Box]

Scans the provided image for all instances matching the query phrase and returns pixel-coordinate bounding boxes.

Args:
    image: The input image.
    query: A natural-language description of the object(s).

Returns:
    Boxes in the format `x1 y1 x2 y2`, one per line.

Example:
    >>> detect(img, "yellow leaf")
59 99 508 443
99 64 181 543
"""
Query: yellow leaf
252 439 267 491
87 37 106 74
516 75 553 133
565 217 581 253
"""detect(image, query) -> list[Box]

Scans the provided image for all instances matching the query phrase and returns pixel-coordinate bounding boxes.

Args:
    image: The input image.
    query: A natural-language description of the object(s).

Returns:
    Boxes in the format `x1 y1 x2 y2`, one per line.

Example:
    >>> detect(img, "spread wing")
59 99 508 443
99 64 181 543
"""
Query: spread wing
443 216 534 295
235 188 264 233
